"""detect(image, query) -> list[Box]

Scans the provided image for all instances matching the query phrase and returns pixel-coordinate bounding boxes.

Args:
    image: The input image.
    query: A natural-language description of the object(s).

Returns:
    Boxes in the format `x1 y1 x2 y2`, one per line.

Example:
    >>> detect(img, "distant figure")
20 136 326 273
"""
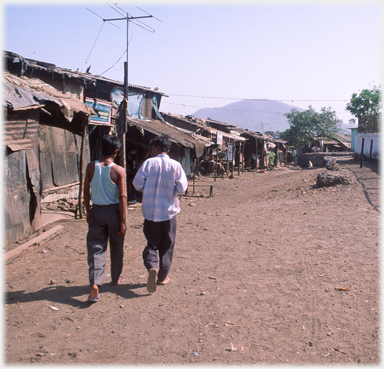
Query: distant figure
84 135 127 302
319 139 324 152
133 135 188 293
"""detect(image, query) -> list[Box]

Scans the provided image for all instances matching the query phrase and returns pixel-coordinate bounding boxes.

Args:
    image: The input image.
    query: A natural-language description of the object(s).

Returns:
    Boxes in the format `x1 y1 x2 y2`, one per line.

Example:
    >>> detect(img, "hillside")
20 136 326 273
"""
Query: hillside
192 99 304 133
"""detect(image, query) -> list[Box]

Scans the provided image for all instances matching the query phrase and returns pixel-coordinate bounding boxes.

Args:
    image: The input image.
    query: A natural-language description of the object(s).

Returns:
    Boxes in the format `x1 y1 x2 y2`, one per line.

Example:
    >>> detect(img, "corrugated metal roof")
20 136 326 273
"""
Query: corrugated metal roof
5 50 96 83
4 50 166 96
89 74 167 96
333 133 351 143
127 116 207 157
168 125 215 147
237 129 264 138
3 71 95 120
161 112 247 142
205 118 239 131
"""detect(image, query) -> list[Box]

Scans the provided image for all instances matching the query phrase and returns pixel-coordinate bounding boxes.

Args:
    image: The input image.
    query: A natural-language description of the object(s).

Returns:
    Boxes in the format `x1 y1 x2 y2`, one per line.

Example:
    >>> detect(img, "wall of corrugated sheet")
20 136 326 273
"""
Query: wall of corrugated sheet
4 110 40 244
39 125 90 191
4 149 32 244
4 111 90 245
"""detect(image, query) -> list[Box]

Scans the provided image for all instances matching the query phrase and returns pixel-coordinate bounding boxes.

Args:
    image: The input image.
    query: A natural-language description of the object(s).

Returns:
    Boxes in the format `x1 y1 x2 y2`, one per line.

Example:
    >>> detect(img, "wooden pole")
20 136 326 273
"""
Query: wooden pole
238 143 240 176
369 139 373 163
360 137 365 168
255 137 258 170
193 168 196 194
123 61 129 199
42 182 80 193
214 148 217 182
78 116 88 219
274 145 278 167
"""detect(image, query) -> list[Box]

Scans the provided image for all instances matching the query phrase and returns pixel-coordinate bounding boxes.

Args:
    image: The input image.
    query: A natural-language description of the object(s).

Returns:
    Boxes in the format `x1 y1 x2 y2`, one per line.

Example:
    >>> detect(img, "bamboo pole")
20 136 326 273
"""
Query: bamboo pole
78 116 88 219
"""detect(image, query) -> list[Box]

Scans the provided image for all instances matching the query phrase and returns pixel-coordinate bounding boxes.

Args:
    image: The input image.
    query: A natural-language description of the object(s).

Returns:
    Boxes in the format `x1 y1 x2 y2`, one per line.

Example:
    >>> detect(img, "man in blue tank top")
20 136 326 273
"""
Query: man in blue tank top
84 135 127 302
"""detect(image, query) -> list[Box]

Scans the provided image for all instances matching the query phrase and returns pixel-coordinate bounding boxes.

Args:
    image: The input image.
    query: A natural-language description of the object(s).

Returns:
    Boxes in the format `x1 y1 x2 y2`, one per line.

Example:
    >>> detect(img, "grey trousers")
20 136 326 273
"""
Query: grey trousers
143 217 176 282
87 203 125 286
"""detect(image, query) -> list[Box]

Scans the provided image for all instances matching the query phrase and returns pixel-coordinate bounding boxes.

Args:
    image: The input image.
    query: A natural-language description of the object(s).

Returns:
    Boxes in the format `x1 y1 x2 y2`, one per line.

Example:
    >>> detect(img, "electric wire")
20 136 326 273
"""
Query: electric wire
99 49 127 76
81 22 105 73
161 101 350 117
166 94 348 103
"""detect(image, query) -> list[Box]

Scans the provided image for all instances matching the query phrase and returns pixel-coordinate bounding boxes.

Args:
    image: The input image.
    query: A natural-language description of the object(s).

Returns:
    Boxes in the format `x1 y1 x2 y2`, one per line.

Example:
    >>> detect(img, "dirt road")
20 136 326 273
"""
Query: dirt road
4 157 380 364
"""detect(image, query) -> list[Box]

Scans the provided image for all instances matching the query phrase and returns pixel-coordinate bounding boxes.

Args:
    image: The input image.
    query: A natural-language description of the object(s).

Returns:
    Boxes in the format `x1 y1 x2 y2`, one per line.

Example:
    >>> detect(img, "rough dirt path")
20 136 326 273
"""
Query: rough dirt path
4 157 380 364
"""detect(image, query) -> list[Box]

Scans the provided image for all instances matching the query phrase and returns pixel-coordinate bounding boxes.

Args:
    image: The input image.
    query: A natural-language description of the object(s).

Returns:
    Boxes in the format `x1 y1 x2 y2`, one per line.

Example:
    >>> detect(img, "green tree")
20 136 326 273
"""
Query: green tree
280 106 341 147
346 86 381 119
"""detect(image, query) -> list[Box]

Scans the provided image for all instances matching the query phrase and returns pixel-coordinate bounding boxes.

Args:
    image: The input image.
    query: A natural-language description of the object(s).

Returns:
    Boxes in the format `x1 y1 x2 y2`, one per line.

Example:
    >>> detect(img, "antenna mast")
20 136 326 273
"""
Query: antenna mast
95 4 156 102
87 4 161 173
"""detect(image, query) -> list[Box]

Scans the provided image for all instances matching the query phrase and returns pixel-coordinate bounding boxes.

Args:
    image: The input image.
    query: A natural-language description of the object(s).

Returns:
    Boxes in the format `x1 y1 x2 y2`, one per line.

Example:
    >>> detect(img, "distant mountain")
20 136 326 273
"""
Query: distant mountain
192 99 304 133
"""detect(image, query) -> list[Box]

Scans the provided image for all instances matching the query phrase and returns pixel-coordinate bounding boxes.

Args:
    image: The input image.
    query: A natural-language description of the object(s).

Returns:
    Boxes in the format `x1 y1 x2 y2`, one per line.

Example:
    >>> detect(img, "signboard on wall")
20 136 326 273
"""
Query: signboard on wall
85 98 112 125
216 131 223 145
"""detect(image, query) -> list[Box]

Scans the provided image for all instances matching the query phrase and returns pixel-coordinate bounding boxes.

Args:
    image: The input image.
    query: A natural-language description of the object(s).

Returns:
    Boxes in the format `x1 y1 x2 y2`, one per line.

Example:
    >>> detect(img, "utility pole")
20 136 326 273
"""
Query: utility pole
88 5 160 171
103 9 154 172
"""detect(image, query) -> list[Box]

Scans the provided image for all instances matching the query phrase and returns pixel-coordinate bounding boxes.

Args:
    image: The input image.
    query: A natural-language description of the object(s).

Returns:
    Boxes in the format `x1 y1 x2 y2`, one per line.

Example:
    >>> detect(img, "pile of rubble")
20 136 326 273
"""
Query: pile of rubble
316 169 352 188
43 198 78 213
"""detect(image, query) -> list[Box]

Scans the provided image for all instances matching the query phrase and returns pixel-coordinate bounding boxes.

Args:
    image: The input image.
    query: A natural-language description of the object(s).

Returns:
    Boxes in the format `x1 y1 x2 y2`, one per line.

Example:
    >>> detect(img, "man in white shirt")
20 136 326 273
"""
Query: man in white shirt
133 135 188 293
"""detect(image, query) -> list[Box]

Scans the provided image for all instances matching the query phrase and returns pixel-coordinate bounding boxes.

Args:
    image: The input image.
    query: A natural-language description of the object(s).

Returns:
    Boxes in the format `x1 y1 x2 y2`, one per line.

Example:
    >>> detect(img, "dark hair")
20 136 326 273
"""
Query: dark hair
101 135 122 156
151 135 172 153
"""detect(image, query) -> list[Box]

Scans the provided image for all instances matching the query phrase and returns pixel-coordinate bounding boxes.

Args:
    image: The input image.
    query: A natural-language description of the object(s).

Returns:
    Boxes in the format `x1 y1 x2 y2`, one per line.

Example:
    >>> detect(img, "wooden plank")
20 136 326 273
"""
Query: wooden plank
187 184 214 187
185 184 214 197
5 225 64 261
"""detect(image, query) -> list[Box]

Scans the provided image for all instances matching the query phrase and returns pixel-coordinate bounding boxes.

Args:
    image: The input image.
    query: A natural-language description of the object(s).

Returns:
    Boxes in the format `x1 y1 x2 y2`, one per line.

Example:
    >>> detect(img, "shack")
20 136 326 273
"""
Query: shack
3 51 96 244
3 52 210 243
80 74 210 199
322 133 351 152
84 73 168 164
237 129 269 169
122 116 208 200
161 113 247 176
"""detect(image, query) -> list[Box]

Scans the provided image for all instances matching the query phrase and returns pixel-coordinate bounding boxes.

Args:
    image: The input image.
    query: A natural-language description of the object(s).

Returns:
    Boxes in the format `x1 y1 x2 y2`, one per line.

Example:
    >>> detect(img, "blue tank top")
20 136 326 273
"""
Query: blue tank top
90 161 119 205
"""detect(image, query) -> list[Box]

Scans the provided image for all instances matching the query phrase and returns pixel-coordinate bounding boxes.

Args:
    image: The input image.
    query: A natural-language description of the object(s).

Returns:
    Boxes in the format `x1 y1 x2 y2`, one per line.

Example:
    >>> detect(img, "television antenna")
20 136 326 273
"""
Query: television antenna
87 3 162 84
87 4 162 171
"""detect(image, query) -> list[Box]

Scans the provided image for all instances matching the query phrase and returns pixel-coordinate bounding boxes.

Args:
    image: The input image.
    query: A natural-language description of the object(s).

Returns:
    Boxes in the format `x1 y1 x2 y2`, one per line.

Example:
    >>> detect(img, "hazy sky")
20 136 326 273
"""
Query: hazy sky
3 0 382 125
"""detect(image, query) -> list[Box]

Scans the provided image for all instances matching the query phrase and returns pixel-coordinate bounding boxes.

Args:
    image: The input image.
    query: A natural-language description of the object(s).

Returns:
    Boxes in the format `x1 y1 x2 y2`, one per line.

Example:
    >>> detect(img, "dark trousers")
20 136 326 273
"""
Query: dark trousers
87 204 125 286
143 217 176 282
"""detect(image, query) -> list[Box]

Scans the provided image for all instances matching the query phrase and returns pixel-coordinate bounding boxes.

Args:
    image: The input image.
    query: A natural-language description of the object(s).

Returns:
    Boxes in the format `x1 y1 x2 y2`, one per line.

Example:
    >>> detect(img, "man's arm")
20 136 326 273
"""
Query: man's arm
115 166 127 236
175 165 188 194
132 163 147 192
83 163 94 223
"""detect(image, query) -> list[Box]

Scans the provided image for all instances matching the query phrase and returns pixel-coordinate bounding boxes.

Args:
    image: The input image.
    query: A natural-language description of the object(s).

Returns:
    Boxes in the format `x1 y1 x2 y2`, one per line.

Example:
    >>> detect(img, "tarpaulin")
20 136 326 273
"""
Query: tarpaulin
111 88 144 119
